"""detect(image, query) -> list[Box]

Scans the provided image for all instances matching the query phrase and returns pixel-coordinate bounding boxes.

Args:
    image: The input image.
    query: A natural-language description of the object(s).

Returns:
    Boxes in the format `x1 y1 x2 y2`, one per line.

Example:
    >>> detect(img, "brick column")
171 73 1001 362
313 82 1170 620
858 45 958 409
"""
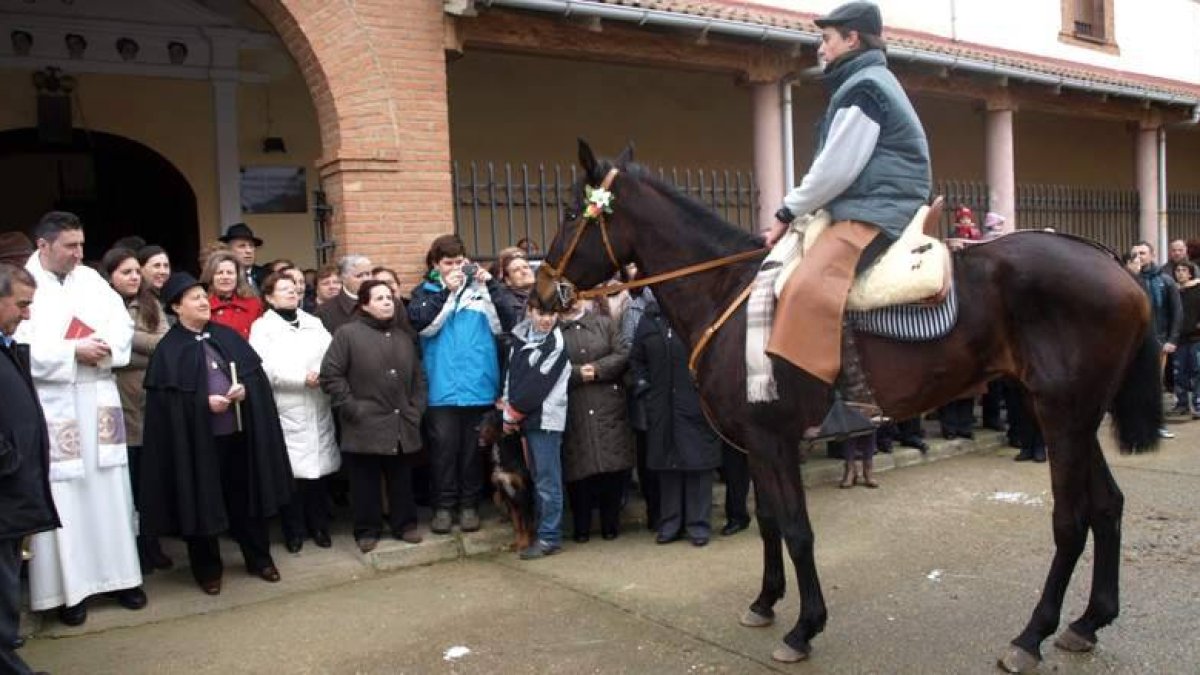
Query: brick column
254 0 453 285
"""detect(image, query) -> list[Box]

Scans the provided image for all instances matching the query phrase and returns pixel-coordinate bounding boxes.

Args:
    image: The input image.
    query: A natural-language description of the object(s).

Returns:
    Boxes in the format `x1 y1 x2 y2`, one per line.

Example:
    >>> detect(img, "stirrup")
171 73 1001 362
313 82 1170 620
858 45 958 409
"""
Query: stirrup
809 393 879 444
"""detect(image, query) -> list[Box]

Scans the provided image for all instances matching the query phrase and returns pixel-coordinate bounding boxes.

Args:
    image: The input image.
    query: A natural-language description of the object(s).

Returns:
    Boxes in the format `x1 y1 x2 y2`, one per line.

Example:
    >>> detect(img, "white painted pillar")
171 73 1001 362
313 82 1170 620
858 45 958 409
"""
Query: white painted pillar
212 78 241 230
984 104 1015 232
206 29 243 232
1135 123 1159 249
752 81 785 231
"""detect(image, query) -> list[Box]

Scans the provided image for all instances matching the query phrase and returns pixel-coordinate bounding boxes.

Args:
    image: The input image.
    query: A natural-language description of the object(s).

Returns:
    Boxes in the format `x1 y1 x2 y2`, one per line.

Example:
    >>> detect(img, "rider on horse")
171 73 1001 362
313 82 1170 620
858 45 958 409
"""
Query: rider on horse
762 1 931 408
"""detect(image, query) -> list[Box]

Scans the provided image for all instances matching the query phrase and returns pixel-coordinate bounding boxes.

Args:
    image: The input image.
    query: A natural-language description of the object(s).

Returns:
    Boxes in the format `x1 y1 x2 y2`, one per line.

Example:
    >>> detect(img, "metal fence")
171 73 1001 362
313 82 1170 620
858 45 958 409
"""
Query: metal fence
1168 193 1200 244
451 163 1162 259
1016 184 1139 254
452 161 757 258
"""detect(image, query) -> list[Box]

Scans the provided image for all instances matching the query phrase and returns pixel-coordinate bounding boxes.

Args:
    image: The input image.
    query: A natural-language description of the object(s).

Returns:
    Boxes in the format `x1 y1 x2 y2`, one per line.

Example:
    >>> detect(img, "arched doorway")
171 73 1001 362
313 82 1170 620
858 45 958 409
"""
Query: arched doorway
0 129 199 271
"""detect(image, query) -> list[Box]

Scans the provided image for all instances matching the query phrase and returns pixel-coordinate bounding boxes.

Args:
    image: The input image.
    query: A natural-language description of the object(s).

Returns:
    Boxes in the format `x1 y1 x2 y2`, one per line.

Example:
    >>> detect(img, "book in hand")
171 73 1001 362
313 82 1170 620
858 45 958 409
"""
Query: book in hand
64 317 95 340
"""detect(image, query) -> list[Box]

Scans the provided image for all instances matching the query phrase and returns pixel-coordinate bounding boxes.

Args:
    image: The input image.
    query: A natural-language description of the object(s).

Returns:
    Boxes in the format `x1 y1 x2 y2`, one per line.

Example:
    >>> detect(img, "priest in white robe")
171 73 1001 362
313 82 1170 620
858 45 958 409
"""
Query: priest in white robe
15 212 145 626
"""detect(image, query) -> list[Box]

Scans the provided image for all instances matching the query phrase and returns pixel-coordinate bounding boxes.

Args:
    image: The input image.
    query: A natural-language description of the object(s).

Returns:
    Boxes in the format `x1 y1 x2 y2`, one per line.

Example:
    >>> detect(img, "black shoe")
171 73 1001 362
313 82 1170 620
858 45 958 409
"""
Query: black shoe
253 565 281 583
107 586 148 611
10 636 25 650
957 430 975 440
357 537 379 553
1014 451 1035 462
57 602 87 626
941 429 955 440
1033 451 1047 463
655 532 681 545
983 420 1005 432
285 536 303 554
601 531 619 541
903 438 929 453
573 533 590 544
720 520 750 536
690 536 709 547
312 530 332 548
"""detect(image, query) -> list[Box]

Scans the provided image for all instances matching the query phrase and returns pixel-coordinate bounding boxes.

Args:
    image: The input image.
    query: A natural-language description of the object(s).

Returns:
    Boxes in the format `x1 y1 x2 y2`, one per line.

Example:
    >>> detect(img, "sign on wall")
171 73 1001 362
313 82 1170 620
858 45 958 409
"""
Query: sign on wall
240 166 307 214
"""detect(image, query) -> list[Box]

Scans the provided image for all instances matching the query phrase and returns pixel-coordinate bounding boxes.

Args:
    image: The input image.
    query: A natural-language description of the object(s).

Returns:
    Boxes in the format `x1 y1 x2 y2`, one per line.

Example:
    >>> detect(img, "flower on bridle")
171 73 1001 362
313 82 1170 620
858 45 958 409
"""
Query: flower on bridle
583 185 615 222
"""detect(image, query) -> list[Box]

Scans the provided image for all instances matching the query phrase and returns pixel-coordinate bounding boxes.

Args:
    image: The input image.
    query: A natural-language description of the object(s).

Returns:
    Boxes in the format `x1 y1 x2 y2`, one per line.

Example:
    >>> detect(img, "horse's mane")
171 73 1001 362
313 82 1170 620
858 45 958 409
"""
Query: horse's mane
581 160 763 252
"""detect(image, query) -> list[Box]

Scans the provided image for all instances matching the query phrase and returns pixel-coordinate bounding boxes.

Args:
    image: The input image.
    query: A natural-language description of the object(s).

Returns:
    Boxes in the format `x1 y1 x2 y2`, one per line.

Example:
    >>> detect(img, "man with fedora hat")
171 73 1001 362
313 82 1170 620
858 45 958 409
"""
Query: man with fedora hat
761 1 931 416
219 223 267 294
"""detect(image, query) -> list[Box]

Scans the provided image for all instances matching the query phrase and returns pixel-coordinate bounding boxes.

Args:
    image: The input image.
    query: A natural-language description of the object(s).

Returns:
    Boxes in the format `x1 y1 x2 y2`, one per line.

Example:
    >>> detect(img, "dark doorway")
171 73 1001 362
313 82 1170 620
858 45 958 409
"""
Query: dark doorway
0 128 199 271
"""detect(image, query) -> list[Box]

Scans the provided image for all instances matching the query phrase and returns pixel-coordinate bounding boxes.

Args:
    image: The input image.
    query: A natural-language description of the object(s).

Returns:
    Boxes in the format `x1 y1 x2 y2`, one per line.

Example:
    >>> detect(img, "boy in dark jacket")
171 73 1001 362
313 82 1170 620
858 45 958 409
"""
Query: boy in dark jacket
503 299 570 559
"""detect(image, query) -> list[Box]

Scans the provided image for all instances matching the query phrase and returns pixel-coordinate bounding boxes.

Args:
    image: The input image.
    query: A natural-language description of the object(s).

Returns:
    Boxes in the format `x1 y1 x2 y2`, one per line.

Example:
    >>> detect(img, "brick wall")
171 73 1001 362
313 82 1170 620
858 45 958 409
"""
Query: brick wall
251 0 453 287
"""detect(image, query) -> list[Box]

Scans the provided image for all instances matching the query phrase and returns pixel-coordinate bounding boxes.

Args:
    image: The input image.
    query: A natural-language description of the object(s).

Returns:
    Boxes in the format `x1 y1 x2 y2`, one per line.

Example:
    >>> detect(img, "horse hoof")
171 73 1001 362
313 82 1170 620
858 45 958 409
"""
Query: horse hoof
772 643 810 663
1054 628 1095 653
738 609 774 628
997 646 1040 673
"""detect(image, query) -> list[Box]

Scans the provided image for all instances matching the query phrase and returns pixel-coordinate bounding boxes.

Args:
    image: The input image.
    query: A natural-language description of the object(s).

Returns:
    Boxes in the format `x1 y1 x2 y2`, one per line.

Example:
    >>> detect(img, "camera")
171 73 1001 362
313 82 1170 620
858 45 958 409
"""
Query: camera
461 263 479 279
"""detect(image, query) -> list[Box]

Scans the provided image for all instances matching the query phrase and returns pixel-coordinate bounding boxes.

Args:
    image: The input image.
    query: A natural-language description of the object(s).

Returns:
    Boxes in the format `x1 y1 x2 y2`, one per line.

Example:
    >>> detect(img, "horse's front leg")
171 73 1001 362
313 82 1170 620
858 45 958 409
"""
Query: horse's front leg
740 465 784 628
750 432 827 663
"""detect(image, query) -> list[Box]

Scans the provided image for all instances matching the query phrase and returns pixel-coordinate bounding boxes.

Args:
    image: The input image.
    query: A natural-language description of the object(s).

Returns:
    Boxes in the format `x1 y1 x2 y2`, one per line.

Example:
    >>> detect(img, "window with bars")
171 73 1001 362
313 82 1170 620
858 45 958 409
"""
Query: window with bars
1064 0 1113 45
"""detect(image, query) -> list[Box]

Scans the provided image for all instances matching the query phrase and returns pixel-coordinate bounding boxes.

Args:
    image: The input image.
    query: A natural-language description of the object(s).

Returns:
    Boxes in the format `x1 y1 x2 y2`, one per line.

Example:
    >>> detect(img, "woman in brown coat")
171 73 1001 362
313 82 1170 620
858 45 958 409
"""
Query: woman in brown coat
560 300 635 542
103 248 172 573
320 280 427 553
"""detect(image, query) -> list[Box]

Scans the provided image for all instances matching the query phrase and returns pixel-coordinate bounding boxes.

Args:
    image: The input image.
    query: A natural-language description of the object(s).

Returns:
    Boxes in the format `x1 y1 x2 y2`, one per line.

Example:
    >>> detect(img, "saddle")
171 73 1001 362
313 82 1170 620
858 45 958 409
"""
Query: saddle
774 198 950 310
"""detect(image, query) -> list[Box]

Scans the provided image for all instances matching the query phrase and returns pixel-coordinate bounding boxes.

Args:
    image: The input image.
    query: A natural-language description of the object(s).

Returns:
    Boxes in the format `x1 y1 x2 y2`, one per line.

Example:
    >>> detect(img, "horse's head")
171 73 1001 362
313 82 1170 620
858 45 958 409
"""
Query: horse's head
534 139 637 312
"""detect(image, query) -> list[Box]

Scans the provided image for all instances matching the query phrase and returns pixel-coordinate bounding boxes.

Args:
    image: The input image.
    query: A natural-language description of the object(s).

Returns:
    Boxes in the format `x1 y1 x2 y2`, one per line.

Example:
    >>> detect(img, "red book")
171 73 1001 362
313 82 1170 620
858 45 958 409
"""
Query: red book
64 316 95 340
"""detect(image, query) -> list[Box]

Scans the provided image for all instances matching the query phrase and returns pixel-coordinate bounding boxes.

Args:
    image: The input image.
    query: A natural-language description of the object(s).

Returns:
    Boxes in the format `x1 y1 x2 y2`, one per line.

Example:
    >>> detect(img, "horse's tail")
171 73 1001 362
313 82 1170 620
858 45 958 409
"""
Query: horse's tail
1109 328 1163 452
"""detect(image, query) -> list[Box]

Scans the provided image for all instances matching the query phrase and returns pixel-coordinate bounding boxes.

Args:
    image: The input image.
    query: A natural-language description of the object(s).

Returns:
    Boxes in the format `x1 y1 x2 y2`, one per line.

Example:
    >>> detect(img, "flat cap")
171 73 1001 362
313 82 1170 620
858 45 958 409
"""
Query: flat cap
814 2 883 37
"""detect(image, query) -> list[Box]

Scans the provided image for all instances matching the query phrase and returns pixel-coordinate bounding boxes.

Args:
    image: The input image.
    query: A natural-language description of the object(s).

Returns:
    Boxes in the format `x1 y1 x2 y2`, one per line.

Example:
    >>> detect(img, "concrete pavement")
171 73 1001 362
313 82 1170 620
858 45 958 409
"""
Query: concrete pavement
20 423 1200 673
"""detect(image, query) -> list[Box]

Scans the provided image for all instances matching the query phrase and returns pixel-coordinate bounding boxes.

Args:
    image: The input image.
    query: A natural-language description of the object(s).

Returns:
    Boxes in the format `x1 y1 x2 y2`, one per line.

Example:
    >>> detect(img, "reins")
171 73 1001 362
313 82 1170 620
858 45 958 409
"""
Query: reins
542 166 768 379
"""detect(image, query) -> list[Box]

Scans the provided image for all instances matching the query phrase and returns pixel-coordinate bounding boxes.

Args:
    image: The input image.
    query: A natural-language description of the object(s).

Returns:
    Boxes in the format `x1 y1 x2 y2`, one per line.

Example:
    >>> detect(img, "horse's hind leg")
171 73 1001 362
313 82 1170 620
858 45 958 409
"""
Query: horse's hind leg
741 465 785 628
1056 456 1124 653
748 434 827 663
1001 412 1101 673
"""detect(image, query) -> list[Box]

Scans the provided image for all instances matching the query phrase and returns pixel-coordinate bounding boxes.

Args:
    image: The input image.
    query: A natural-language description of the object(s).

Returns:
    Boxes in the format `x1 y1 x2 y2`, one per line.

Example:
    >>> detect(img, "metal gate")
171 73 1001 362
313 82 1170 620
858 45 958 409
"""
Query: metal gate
452 161 757 258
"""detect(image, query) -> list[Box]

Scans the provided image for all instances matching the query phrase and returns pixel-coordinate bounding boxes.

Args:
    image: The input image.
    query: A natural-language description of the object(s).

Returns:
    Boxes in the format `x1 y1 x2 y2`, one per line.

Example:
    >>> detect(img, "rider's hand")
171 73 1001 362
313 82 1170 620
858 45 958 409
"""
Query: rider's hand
763 219 789 248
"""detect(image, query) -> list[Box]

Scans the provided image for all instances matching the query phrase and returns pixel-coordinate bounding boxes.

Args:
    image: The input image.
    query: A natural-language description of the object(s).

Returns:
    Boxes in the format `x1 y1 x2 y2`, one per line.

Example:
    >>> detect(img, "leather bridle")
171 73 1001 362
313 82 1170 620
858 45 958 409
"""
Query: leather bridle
540 166 768 376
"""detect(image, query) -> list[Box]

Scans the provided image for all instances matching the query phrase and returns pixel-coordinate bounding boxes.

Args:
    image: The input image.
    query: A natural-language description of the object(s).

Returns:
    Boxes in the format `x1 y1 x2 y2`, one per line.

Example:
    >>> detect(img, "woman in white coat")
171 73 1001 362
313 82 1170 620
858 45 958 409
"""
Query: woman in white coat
249 272 340 552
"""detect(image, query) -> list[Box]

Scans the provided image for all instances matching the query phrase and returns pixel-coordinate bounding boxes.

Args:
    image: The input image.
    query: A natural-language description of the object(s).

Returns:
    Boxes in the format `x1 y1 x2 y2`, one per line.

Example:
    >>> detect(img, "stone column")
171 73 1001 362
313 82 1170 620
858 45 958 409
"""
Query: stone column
1135 122 1160 249
751 80 785 231
984 101 1016 233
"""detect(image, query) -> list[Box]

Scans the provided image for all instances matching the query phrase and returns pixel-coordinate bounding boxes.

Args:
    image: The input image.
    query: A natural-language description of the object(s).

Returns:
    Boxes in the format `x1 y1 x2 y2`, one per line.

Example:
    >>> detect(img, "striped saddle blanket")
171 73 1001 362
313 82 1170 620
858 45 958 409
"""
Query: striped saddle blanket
846 281 959 341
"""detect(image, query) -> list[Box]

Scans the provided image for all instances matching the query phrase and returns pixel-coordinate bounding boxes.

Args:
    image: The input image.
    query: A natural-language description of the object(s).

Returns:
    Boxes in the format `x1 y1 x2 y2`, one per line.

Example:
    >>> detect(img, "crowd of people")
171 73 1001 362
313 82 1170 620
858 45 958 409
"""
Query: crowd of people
0 210 759 674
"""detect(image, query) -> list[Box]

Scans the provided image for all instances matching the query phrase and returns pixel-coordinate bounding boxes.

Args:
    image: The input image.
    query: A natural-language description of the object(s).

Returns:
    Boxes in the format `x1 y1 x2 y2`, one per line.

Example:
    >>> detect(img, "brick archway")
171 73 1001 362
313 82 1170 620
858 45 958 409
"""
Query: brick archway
249 0 453 282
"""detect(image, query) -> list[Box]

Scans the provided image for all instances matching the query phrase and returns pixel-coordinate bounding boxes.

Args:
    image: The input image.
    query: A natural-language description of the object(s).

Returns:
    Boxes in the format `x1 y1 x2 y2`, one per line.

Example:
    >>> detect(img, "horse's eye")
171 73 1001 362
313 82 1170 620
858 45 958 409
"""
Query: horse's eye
564 210 578 221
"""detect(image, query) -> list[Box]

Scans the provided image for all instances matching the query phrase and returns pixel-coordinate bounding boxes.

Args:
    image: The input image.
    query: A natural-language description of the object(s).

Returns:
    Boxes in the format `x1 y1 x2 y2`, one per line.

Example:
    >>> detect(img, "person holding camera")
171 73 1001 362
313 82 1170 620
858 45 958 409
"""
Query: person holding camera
408 235 507 534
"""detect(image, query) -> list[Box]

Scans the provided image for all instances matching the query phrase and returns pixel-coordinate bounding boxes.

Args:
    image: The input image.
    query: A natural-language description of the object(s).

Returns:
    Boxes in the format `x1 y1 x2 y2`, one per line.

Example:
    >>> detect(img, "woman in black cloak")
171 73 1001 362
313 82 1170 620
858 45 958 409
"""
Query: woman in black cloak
139 272 293 595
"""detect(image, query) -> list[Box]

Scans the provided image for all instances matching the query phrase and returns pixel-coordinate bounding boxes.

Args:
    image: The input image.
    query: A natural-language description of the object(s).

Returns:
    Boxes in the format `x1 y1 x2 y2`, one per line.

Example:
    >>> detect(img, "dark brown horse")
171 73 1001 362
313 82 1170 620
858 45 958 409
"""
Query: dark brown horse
533 141 1162 672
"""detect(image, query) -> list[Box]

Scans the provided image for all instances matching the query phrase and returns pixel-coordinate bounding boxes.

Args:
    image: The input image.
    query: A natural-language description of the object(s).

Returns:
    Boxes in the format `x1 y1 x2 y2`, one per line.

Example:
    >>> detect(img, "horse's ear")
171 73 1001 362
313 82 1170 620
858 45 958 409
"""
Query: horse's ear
578 139 598 180
616 142 635 167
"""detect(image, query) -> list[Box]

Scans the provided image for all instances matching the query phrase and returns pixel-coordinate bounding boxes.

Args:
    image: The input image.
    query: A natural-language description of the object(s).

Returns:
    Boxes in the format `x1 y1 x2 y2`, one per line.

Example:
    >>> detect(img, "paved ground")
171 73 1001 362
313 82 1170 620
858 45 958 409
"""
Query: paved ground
18 422 1200 674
